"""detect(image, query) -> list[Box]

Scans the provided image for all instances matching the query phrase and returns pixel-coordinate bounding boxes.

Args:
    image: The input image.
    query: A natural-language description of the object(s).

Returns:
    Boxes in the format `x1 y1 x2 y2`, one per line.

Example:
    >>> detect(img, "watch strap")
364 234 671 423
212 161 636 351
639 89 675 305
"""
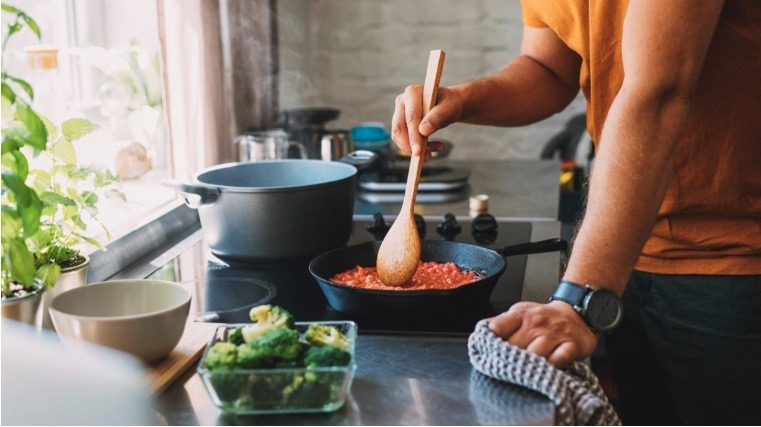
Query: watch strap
550 280 587 309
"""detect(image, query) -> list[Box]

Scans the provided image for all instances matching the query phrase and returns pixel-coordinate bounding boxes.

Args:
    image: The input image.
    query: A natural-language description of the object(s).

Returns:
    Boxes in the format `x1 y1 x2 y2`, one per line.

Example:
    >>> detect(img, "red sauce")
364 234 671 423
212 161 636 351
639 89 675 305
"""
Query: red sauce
330 261 482 290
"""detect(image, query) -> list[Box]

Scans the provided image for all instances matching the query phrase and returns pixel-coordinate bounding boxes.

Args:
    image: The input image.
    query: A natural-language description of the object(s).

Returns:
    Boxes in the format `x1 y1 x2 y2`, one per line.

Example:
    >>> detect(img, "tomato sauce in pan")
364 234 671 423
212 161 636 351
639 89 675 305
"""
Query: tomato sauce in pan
330 261 483 291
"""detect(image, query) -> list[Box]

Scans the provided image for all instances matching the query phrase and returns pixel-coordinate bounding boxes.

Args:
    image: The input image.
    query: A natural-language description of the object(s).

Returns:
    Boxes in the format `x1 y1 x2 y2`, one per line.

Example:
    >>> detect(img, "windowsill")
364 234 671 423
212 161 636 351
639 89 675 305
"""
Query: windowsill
84 167 177 253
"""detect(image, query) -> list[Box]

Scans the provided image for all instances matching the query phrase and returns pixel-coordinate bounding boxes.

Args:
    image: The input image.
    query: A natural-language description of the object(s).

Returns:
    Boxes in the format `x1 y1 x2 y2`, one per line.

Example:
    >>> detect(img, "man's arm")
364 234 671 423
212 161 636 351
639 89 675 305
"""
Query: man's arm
392 26 581 155
490 0 726 367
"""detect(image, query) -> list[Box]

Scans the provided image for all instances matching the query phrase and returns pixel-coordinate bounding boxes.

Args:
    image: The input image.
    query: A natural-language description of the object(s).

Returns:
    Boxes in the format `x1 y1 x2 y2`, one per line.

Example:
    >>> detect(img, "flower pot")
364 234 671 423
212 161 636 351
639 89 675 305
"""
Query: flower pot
38 254 90 331
2 281 46 326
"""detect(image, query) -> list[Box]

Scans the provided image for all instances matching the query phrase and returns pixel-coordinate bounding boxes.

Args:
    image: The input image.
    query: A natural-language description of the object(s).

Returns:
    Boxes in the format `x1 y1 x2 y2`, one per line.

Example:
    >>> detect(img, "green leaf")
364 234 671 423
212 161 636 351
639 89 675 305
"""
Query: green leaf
7 238 36 286
20 14 41 40
52 137 76 164
83 192 98 205
1 209 21 239
6 75 34 100
11 150 28 180
2 4 22 14
79 234 105 250
36 263 61 288
1 82 15 103
61 118 99 142
31 169 50 190
14 101 47 150
19 192 41 237
7 22 22 38
39 192 76 207
1 127 26 154
3 172 42 237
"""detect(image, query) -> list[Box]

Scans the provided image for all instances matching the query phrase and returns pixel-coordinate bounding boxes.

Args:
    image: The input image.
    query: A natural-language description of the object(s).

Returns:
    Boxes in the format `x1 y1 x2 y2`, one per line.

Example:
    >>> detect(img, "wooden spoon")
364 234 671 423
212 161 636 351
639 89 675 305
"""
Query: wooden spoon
377 49 446 287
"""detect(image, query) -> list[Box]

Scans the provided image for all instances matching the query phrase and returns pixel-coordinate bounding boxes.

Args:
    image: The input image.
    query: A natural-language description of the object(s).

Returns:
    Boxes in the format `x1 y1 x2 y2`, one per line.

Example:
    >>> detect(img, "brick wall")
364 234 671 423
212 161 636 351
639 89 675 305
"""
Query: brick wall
278 0 586 160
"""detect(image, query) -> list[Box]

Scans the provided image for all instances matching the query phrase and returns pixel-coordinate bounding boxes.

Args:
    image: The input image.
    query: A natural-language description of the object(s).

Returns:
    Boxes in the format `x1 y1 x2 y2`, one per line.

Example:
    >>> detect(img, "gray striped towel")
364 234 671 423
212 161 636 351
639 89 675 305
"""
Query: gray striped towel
468 319 622 426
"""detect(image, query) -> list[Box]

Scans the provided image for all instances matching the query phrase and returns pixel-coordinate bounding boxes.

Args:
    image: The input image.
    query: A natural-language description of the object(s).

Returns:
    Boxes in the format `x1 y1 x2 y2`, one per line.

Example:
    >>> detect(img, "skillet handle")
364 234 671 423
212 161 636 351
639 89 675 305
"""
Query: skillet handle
501 238 568 257
162 179 220 208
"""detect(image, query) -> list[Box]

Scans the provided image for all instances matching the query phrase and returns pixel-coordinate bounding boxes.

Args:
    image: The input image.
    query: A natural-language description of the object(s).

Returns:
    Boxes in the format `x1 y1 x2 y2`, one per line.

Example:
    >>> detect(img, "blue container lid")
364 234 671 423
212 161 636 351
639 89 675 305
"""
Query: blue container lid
351 123 390 143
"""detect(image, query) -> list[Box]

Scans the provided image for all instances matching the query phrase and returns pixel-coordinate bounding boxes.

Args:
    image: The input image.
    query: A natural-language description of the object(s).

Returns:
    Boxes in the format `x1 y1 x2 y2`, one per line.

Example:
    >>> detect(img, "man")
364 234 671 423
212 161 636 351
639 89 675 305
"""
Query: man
390 1 760 424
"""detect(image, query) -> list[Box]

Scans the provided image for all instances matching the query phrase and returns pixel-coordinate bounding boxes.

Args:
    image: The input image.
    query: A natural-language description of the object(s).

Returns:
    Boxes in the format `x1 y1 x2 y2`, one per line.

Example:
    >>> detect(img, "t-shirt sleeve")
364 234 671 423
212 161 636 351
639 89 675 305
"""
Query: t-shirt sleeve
520 0 549 28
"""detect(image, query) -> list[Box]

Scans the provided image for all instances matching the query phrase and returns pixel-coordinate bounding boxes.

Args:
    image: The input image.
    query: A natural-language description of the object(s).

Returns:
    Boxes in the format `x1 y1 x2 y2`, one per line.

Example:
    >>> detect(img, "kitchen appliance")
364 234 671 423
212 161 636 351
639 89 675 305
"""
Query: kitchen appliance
161 153 376 261
234 130 307 162
281 107 355 161
146 213 552 335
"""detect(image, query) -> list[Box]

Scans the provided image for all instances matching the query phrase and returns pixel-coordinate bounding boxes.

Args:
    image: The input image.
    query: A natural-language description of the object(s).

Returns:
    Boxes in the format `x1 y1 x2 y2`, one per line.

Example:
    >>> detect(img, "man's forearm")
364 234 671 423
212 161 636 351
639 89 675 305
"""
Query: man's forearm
562 85 689 294
450 55 578 127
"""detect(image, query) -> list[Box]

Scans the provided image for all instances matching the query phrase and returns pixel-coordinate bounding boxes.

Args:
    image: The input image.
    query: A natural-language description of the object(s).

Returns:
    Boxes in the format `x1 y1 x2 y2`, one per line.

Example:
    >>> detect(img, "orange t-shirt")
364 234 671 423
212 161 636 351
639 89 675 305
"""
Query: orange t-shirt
521 0 761 275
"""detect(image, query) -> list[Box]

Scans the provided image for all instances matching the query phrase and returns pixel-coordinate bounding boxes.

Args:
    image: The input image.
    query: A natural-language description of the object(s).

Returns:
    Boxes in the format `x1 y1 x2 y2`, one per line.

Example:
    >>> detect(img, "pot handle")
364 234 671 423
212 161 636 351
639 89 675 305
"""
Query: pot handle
339 150 379 171
161 179 220 208
500 238 568 257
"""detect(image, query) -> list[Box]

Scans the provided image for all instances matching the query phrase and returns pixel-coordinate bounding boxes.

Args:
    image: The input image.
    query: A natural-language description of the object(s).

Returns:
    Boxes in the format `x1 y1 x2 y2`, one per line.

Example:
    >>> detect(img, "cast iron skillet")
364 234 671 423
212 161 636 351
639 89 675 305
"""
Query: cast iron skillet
309 238 567 317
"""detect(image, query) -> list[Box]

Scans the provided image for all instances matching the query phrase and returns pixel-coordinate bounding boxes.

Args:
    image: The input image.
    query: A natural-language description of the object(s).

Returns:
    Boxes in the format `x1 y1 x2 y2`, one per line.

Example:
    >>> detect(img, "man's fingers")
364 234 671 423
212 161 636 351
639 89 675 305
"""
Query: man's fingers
488 311 522 339
391 95 412 155
526 336 560 360
547 342 578 368
403 85 425 155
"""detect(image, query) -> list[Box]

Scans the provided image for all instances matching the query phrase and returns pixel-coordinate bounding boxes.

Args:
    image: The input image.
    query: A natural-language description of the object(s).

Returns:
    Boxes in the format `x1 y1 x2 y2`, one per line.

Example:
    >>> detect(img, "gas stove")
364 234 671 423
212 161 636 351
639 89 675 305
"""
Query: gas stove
147 213 534 336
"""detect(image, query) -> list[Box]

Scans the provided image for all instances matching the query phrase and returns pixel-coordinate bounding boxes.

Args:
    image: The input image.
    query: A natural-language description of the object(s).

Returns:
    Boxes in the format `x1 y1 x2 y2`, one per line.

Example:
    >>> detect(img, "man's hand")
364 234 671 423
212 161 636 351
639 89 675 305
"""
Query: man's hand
488 301 599 368
390 85 462 158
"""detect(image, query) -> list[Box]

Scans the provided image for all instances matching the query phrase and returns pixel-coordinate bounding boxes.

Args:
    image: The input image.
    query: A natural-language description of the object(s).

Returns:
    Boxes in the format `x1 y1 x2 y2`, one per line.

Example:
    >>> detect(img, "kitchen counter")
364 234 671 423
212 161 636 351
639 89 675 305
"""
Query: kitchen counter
146 159 562 425
82 158 563 425
156 334 555 425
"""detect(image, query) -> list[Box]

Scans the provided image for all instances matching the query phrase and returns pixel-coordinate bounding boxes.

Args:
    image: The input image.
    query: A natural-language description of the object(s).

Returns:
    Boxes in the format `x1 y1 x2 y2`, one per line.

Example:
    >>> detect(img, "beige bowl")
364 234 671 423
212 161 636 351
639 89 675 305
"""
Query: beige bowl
50 279 191 361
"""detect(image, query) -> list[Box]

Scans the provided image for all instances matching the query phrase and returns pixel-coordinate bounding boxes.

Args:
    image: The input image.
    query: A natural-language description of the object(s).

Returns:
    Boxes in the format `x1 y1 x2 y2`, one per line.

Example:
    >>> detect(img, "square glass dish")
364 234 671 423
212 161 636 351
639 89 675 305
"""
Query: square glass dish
197 321 357 415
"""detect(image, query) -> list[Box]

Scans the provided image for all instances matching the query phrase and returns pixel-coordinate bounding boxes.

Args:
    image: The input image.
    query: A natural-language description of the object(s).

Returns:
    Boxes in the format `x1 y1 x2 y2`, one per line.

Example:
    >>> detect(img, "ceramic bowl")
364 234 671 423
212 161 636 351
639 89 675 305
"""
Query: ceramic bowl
49 279 191 361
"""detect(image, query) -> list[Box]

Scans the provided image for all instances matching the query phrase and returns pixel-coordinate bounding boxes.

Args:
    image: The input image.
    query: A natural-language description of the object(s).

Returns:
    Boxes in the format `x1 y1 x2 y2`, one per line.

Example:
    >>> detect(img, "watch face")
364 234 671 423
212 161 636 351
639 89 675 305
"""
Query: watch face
584 289 623 332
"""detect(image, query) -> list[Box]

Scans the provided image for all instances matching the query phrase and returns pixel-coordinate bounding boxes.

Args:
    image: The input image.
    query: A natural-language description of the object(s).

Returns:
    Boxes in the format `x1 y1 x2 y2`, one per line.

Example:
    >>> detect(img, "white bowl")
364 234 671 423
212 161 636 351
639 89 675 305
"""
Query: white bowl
50 279 191 361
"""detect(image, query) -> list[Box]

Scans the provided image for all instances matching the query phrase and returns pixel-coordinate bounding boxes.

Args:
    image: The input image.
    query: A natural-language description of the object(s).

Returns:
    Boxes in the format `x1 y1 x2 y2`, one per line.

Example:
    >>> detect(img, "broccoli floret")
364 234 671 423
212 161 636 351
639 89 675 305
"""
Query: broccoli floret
227 327 245 345
203 342 238 371
304 324 350 350
235 343 269 369
233 328 304 369
304 345 351 367
256 328 303 360
241 304 295 343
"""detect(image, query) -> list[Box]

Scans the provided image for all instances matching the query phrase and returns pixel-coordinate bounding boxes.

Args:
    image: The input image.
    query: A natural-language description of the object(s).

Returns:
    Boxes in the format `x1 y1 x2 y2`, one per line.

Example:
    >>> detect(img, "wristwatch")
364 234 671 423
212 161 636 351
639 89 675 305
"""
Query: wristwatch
550 280 623 333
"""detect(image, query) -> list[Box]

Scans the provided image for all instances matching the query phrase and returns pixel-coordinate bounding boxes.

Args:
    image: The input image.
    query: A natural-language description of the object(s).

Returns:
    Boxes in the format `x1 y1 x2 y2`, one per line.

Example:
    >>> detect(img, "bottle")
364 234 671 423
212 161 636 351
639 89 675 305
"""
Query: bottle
25 45 67 124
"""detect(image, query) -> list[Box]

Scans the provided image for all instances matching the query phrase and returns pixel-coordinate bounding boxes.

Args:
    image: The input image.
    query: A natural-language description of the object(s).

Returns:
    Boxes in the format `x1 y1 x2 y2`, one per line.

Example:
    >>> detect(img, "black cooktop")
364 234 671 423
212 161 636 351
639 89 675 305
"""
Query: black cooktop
148 213 532 336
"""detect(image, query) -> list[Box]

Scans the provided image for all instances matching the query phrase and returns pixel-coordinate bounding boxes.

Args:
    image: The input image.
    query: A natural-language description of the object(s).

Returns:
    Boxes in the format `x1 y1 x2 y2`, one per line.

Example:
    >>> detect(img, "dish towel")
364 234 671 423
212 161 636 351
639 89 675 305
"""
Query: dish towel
468 319 622 426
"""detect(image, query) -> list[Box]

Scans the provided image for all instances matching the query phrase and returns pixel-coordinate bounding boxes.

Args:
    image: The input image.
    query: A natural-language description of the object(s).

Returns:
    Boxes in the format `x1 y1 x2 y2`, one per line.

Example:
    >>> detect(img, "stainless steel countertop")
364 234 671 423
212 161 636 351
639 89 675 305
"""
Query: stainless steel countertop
155 335 555 425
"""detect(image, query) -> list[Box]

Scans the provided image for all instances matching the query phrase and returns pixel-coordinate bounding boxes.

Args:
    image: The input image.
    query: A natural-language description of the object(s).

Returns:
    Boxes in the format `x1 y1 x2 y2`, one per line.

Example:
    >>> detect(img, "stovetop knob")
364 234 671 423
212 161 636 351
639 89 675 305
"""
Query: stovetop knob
436 212 462 240
414 213 427 239
471 213 498 244
367 212 390 241
471 213 498 233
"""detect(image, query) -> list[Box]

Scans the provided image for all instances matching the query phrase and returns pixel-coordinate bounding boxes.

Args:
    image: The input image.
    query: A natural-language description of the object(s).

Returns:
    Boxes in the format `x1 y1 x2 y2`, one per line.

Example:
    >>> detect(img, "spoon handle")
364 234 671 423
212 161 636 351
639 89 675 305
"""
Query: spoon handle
402 50 446 213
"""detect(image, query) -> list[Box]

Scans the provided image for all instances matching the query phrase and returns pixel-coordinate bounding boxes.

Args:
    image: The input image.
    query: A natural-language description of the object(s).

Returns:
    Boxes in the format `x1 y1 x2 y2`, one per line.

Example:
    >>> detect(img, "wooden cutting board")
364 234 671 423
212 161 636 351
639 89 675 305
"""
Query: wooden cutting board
145 321 222 395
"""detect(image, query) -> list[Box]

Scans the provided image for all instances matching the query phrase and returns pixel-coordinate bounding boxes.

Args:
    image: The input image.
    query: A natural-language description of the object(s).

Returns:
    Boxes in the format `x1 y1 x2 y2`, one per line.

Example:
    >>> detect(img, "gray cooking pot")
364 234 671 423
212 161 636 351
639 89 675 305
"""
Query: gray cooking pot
163 151 376 261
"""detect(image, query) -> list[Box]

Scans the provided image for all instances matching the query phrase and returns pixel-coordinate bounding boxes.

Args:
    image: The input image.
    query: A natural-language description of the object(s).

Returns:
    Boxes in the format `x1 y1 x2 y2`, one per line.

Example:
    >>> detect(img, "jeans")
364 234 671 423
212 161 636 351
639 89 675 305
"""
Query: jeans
604 271 761 425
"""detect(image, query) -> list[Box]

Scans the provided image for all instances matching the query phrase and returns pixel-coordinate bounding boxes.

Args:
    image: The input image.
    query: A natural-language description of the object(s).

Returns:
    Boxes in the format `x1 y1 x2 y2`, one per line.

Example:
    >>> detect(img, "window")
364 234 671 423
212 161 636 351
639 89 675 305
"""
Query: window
2 0 175 246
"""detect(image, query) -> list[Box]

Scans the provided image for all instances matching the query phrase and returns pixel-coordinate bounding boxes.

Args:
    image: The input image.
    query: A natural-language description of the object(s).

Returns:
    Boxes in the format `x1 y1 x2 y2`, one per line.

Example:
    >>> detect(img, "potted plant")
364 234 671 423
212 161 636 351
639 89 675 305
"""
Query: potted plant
1 4 124 328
